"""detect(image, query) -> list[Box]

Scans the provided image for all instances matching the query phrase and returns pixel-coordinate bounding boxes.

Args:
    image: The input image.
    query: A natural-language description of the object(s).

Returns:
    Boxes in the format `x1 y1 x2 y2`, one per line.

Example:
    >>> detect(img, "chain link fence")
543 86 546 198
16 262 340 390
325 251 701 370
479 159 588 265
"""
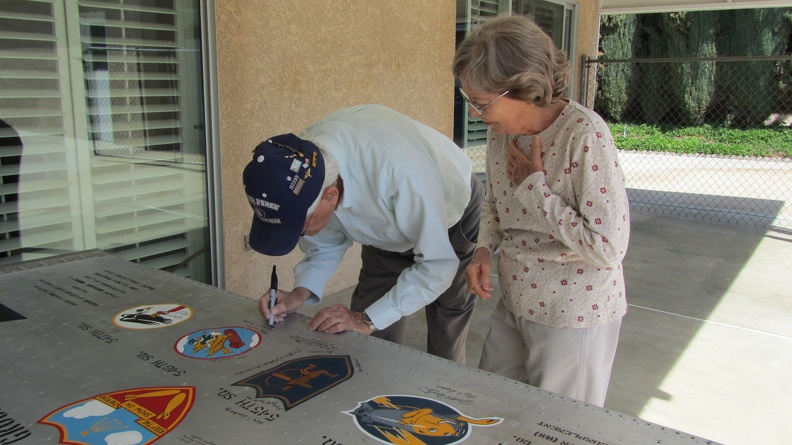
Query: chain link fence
580 55 792 231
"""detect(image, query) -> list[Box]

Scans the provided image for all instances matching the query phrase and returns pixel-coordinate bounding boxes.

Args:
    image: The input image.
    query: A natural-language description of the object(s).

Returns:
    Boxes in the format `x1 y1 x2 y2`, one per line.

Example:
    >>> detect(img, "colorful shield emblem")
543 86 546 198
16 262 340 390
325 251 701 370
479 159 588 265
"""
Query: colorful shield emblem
175 326 261 359
232 355 353 410
113 304 192 329
346 395 502 445
39 386 195 445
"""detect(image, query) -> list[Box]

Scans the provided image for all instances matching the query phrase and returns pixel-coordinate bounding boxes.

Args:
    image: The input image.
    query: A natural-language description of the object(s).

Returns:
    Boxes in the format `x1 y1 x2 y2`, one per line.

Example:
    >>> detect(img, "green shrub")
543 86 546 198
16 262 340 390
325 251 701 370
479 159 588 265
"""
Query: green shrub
609 123 792 158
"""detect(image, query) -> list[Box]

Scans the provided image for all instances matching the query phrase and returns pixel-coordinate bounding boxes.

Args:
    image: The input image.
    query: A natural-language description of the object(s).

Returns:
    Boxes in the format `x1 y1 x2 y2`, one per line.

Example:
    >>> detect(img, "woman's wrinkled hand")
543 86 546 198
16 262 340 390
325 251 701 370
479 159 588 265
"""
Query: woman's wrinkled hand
464 247 494 300
506 136 544 185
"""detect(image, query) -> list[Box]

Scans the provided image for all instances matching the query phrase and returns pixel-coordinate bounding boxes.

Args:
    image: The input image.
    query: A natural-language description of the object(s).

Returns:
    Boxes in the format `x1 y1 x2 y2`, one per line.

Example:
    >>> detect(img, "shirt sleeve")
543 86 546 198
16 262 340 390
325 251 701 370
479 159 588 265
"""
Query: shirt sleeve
514 131 630 268
363 169 460 329
293 220 353 303
476 130 506 254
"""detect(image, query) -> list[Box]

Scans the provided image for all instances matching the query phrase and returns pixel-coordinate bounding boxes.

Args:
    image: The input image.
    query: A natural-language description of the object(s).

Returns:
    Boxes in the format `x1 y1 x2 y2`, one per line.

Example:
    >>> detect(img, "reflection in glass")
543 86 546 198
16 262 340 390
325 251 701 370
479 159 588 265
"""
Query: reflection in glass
0 1 211 284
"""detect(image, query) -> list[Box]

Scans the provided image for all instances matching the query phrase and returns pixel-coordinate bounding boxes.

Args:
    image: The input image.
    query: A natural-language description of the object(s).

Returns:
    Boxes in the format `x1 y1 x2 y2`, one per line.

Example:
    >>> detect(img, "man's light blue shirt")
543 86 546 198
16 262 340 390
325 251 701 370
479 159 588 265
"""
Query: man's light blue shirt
294 105 472 329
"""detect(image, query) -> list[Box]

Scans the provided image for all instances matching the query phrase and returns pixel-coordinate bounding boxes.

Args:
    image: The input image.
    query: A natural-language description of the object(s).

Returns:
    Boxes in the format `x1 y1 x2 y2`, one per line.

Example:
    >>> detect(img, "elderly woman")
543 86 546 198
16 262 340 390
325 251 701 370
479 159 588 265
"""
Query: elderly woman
454 15 630 406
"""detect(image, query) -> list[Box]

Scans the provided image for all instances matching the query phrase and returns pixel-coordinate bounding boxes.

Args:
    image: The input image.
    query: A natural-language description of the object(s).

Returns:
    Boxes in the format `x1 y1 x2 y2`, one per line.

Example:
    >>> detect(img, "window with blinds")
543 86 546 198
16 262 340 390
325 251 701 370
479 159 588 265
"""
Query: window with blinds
512 0 574 52
0 0 211 283
459 0 507 148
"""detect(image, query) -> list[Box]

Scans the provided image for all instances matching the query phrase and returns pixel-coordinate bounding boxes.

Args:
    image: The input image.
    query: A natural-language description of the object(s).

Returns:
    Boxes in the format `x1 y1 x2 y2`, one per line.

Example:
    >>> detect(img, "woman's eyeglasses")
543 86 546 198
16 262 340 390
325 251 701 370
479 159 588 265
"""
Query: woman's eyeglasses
459 89 510 115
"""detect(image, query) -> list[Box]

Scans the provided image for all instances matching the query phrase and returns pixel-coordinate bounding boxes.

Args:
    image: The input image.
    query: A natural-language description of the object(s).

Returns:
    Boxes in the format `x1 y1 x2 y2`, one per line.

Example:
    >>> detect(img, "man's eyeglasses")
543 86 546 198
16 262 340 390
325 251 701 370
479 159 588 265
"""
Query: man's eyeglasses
459 89 510 115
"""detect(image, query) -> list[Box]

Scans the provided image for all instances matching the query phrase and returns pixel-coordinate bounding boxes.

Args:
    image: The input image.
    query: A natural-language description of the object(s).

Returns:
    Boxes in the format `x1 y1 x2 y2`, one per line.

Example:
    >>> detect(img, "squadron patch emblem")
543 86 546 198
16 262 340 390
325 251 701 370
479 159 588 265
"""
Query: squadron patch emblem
175 326 261 359
346 395 502 445
113 304 192 330
39 386 195 445
232 355 353 410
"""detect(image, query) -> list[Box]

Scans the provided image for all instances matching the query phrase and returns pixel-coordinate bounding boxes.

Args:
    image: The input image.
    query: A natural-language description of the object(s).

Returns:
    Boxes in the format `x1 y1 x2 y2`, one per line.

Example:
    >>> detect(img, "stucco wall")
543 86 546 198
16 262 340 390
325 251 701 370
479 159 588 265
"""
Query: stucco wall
575 0 601 105
216 1 457 300
575 0 601 66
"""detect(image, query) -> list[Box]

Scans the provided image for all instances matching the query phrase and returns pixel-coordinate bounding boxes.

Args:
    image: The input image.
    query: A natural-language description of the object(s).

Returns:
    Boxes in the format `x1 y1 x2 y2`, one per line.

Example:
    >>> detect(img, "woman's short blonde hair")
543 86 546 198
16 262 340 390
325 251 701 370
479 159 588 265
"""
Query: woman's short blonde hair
452 14 570 107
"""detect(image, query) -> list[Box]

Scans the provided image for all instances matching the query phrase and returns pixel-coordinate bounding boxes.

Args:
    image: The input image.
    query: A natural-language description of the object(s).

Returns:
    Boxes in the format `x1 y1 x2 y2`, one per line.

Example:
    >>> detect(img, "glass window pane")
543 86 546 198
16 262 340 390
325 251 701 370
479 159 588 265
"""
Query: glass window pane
513 0 565 51
0 0 212 284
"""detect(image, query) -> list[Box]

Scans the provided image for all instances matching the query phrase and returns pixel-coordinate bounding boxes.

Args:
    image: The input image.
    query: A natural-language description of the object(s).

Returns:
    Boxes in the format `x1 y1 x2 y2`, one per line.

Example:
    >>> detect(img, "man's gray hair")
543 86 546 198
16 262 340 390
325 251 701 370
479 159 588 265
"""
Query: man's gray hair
306 143 340 214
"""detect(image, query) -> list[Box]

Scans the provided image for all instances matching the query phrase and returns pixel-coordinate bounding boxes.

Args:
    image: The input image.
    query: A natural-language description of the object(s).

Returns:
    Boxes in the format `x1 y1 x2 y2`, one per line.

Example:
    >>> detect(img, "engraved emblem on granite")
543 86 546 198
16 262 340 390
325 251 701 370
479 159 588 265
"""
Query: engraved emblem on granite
39 386 195 445
346 395 502 444
175 326 261 359
113 304 193 329
232 355 353 410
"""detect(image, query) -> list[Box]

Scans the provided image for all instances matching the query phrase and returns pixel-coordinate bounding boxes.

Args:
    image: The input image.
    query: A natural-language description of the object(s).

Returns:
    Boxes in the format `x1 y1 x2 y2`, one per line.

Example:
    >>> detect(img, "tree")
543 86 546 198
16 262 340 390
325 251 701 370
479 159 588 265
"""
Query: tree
596 15 639 122
674 12 718 125
638 14 673 124
595 7 792 127
634 12 717 125
712 8 789 126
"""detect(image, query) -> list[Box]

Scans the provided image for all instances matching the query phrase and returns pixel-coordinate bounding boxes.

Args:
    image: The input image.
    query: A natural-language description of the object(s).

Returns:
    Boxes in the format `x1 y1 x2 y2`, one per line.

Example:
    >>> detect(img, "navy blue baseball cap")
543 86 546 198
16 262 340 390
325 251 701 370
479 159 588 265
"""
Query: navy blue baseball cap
243 133 325 256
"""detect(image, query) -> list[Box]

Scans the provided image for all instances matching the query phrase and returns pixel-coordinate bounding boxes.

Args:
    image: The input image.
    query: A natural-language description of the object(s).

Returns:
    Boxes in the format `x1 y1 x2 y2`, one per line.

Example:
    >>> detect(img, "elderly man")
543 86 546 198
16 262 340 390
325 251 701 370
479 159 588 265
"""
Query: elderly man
243 105 484 363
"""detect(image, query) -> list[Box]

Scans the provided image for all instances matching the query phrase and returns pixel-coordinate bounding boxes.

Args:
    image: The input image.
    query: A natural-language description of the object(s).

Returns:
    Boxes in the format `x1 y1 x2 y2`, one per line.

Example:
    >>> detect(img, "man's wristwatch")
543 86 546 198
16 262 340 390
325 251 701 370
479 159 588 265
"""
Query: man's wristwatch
362 312 377 333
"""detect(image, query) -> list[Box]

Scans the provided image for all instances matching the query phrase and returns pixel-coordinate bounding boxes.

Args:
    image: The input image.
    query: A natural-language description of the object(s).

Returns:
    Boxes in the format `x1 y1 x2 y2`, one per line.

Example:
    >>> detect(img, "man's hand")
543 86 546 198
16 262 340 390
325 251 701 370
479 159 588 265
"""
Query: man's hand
506 136 544 185
309 305 375 335
464 247 494 300
258 287 312 325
